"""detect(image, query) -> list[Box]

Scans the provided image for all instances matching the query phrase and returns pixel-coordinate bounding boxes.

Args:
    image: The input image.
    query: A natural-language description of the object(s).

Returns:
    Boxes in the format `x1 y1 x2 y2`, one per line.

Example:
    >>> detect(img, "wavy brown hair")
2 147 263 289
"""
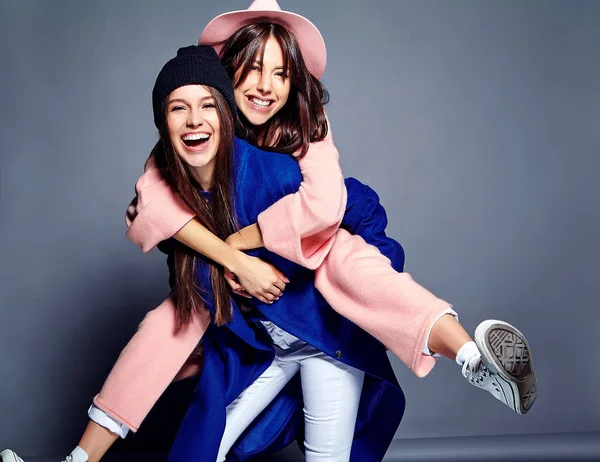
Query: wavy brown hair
218 22 329 159
152 86 237 328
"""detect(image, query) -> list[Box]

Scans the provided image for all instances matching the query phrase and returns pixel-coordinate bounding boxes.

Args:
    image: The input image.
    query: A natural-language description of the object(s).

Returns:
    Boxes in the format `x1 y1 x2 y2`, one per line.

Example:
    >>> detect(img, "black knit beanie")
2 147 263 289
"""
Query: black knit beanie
152 45 237 128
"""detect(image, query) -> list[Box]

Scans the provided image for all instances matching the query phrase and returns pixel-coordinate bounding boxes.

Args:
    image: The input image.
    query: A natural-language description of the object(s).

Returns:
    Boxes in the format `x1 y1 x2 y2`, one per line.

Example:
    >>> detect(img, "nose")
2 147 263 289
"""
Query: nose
186 107 203 127
256 72 272 94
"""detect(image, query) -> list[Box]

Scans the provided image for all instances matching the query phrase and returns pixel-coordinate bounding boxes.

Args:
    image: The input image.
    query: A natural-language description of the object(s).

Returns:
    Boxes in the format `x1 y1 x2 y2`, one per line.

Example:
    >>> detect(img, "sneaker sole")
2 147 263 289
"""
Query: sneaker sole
0 450 23 462
474 320 537 414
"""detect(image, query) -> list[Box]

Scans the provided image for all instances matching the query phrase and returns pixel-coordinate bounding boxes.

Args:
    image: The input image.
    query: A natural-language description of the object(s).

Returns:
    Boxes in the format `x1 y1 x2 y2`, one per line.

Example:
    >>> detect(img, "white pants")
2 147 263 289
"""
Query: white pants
89 322 365 459
217 322 365 461
88 308 456 445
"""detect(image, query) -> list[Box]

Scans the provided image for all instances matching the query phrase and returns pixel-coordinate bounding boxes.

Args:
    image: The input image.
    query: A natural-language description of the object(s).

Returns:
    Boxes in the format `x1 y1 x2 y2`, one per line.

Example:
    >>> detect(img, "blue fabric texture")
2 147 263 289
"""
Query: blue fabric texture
167 138 406 461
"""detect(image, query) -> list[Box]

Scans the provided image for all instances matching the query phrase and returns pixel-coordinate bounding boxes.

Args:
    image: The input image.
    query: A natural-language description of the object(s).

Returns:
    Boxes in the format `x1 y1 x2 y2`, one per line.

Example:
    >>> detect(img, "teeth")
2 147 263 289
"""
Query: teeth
251 97 271 107
183 133 210 141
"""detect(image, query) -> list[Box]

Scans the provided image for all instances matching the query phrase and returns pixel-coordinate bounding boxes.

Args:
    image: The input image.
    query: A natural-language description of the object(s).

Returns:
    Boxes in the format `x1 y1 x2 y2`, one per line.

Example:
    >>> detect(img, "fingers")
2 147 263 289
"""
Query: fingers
258 270 288 300
274 269 290 284
271 269 289 293
257 295 273 304
233 288 252 299
256 288 282 304
257 291 277 304
265 285 283 298
224 273 241 291
225 272 252 299
226 263 289 303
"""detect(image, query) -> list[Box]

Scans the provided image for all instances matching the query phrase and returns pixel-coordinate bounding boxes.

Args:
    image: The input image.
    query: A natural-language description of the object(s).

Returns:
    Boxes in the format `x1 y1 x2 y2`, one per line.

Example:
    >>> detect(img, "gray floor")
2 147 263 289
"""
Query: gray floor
22 432 600 461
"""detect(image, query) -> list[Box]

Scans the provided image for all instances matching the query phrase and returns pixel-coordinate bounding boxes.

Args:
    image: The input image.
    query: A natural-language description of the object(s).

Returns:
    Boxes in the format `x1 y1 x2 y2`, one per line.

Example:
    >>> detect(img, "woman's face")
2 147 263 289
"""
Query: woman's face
166 85 221 187
234 36 291 127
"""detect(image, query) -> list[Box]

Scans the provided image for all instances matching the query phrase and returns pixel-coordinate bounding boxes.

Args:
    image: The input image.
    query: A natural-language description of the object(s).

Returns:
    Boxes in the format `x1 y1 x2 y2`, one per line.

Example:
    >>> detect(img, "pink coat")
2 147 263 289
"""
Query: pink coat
95 133 451 432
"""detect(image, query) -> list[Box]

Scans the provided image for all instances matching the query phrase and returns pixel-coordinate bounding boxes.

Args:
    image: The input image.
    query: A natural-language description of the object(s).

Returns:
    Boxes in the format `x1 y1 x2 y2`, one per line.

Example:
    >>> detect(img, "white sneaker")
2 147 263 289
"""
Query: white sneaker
464 320 537 414
0 447 87 462
62 446 88 462
0 450 24 462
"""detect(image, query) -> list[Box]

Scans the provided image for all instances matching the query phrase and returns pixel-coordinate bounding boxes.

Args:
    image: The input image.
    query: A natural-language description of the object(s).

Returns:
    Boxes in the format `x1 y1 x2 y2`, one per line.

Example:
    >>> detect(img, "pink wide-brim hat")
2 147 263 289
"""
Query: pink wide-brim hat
199 0 327 79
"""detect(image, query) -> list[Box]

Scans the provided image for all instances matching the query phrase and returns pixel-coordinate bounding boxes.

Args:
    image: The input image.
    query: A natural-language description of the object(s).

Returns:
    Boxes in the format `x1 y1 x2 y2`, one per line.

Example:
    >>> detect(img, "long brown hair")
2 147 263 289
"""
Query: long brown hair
152 86 237 328
219 22 329 159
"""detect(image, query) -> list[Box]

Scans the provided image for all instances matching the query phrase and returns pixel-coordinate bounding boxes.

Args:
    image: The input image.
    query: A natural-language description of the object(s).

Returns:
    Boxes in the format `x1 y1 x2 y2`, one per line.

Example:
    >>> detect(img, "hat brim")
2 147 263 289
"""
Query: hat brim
199 9 326 79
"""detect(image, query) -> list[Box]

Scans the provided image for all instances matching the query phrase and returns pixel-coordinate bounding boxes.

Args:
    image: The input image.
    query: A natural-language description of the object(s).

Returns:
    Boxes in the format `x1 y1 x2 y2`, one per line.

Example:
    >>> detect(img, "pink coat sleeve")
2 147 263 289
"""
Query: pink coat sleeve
125 155 195 252
256 131 347 269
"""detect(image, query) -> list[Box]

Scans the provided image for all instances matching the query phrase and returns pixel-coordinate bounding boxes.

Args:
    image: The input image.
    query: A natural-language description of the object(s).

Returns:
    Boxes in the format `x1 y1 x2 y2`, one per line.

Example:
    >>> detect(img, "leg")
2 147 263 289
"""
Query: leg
217 351 300 462
76 421 119 462
424 308 537 414
1 421 116 462
80 296 210 461
316 230 537 413
93 295 210 432
315 229 451 377
300 348 365 461
427 314 472 360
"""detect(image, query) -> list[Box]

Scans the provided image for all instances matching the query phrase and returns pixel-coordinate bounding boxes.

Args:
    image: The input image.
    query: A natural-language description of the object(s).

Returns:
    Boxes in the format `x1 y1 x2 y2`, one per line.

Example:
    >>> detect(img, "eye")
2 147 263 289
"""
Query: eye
251 65 261 71
202 102 216 109
170 105 185 112
275 71 289 79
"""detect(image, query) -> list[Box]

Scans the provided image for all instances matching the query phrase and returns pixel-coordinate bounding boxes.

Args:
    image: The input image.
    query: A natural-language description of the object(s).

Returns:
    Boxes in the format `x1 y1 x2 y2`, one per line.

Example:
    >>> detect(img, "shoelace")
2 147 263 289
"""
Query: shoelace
467 354 483 373
464 353 503 395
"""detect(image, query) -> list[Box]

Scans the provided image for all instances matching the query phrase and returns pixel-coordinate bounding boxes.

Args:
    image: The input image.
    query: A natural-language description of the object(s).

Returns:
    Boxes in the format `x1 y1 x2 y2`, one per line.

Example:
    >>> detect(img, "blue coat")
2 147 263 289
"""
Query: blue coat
167 138 406 461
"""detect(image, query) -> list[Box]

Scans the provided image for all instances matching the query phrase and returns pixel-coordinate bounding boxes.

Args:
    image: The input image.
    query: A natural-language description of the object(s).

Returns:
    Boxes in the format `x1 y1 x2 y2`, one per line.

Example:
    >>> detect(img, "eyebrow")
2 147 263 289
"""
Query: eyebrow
168 96 215 104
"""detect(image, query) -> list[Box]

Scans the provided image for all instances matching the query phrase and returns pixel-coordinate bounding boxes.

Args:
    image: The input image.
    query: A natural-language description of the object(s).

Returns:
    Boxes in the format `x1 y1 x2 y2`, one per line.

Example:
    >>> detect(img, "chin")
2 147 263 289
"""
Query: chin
243 112 272 127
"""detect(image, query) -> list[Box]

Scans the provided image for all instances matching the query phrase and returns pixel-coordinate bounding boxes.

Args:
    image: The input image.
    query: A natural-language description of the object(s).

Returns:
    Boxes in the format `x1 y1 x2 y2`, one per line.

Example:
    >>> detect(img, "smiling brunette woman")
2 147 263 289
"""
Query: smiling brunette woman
1 2 537 462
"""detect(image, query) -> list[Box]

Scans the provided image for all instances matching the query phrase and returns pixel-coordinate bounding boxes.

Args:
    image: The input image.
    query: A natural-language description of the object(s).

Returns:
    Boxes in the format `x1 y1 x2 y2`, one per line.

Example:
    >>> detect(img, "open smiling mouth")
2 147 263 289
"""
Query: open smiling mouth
248 96 273 109
182 133 210 148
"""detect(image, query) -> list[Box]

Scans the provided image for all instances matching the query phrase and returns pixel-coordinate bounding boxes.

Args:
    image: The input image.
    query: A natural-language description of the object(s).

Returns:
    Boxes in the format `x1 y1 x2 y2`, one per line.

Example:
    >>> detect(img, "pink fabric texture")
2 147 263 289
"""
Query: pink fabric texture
256 131 347 269
96 134 451 429
94 296 210 431
125 155 195 253
315 230 450 377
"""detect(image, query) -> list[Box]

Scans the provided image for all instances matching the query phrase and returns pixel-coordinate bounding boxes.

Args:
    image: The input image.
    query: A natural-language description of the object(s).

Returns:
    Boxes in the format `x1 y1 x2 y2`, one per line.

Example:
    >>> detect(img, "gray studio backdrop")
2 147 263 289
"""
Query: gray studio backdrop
1 0 599 459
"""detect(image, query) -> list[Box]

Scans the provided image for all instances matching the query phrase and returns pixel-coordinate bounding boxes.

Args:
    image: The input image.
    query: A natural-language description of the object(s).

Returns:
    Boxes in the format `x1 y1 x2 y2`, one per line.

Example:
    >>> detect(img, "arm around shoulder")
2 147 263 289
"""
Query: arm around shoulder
125 154 195 252
256 131 347 268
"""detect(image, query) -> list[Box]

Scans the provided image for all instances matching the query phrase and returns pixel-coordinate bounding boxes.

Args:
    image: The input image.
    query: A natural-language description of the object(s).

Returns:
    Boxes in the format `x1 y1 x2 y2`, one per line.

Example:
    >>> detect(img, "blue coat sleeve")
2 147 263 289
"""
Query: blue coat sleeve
236 139 405 273
248 143 304 202
341 177 406 273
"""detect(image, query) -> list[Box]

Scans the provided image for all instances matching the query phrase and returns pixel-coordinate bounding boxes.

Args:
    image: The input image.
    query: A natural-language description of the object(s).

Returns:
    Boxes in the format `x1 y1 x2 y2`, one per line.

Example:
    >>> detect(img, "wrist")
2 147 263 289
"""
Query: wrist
224 248 246 273
226 234 242 250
